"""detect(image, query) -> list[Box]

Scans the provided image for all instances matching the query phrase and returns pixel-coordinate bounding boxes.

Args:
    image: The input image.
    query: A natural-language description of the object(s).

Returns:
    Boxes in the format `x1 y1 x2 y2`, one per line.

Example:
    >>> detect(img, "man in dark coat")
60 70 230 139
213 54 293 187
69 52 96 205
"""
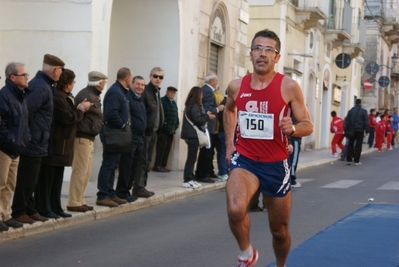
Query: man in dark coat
133 67 165 198
12 54 64 223
116 75 147 202
96 67 132 207
195 72 224 183
0 62 30 231
346 98 369 165
153 86 179 172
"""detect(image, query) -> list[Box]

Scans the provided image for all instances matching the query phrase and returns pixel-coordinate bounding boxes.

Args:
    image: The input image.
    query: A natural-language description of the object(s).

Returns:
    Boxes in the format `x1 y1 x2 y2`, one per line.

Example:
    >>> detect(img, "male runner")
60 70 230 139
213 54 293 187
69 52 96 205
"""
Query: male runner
224 29 313 267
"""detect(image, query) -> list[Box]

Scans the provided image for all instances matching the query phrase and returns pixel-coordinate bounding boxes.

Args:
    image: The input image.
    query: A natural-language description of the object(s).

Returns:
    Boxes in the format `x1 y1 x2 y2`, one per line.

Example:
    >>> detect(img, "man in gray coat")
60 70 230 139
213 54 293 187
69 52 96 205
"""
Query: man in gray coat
195 72 224 183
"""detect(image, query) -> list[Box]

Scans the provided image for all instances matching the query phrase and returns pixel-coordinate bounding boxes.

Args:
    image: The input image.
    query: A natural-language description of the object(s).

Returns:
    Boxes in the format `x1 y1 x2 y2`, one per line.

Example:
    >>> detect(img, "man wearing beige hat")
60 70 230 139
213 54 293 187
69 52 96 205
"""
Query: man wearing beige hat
12 54 65 222
67 71 107 212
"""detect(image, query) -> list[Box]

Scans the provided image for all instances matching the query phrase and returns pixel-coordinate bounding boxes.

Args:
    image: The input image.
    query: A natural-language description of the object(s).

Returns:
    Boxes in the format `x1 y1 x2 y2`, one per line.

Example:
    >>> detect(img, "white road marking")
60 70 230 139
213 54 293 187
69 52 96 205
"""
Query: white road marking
321 180 363 189
377 182 399 190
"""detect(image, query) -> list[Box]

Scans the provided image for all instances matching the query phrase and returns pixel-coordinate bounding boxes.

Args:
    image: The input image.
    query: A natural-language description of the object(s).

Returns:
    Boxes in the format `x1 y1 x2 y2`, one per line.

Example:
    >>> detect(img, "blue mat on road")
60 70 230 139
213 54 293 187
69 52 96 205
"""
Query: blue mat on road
266 204 399 267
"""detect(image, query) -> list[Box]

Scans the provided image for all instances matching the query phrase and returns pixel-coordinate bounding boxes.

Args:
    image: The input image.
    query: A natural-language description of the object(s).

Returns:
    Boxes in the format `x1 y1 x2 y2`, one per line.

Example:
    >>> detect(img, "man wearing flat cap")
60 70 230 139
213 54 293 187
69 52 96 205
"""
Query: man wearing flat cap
345 98 369 166
12 54 65 222
67 71 107 213
153 86 179 172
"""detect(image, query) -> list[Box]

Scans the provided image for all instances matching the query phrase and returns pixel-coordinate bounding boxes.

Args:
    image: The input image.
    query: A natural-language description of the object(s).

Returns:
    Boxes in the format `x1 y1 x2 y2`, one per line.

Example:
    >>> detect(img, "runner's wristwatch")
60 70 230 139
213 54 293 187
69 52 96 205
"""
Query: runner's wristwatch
289 125 296 136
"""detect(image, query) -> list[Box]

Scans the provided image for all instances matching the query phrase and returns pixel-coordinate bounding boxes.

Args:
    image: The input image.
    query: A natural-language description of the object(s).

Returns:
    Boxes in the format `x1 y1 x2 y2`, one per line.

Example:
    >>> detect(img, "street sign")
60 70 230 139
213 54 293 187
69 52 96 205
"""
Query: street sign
335 53 351 69
365 62 380 75
378 76 390 87
364 78 373 90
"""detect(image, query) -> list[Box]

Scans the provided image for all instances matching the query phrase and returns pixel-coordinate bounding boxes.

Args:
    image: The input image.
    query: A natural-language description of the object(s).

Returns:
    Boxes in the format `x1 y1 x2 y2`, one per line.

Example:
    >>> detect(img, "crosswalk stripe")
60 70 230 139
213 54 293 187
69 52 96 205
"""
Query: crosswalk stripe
321 180 363 189
377 182 399 190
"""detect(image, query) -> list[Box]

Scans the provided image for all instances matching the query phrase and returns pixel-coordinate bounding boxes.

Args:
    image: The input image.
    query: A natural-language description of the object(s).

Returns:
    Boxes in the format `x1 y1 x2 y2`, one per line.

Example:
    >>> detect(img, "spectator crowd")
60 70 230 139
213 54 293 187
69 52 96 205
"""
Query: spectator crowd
0 55 227 232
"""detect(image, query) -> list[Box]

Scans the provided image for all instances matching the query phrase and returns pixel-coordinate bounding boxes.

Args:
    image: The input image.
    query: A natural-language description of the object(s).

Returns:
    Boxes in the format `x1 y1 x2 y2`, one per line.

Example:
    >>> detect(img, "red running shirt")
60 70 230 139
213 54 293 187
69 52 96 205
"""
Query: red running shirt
235 73 290 162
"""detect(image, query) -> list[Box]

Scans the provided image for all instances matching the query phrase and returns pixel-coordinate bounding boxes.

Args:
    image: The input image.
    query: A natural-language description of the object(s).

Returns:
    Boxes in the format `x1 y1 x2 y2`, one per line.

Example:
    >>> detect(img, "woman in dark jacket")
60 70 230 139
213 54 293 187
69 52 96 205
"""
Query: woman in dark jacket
180 86 215 189
35 69 92 218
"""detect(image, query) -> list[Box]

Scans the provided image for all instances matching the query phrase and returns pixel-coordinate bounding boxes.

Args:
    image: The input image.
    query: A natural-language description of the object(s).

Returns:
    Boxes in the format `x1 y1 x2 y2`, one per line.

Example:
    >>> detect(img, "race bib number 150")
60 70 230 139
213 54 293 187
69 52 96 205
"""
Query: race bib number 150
238 111 274 140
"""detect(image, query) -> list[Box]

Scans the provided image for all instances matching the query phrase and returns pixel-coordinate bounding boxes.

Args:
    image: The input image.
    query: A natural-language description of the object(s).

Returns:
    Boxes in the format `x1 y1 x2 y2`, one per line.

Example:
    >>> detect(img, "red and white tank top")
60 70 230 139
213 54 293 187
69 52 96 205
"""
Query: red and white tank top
235 73 290 162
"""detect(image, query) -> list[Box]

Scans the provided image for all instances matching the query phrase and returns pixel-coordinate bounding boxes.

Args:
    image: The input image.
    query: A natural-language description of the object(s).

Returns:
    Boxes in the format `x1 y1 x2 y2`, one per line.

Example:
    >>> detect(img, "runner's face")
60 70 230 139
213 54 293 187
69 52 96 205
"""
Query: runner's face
250 37 280 74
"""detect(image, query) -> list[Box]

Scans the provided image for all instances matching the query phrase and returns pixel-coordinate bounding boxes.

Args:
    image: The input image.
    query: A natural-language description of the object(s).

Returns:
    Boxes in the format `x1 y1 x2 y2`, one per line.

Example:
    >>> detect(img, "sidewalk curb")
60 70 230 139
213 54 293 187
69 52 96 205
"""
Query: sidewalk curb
0 181 226 241
0 147 377 242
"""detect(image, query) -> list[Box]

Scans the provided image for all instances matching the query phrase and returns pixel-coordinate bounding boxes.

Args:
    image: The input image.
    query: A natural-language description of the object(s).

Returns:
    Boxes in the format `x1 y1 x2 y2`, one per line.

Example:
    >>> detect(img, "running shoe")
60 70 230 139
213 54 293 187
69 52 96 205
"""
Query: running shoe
236 247 258 267
182 181 199 189
292 182 302 188
218 174 229 181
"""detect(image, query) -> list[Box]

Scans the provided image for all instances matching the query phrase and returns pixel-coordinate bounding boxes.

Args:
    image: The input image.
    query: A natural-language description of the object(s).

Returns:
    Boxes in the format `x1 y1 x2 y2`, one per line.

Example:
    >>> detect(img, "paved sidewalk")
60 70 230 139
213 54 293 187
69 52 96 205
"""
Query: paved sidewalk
0 144 375 241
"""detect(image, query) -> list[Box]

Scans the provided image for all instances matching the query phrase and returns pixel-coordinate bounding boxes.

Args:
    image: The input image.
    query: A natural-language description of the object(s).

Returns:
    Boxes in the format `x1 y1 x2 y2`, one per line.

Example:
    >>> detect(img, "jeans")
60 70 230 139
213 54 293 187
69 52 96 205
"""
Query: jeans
289 139 301 183
183 138 199 182
367 128 375 148
97 151 121 200
218 132 228 176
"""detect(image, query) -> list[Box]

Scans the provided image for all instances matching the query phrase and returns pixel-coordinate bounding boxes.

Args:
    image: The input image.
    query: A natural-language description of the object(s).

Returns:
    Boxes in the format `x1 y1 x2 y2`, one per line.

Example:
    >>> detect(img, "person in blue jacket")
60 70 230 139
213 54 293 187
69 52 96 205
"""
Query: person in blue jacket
0 62 30 231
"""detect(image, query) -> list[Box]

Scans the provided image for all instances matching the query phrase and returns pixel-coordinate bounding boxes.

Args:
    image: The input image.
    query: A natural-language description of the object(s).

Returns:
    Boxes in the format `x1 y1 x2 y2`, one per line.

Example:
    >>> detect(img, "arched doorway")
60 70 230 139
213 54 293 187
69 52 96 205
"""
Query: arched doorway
107 0 180 97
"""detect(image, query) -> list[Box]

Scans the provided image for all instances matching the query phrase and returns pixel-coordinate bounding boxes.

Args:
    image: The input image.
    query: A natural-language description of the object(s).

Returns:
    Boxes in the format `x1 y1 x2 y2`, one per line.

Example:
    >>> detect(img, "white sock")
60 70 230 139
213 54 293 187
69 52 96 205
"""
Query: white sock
239 245 253 259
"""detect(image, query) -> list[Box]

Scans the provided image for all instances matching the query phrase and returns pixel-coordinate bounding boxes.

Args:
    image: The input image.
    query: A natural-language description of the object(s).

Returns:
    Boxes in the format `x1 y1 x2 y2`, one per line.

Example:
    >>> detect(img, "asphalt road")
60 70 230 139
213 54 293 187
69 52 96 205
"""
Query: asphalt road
0 149 398 267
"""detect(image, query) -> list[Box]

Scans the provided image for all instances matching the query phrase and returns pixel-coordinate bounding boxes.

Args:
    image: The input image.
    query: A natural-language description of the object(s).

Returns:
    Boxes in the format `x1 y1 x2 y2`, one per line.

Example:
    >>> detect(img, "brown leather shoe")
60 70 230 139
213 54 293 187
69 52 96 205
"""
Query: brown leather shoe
83 204 94 211
67 206 89 212
29 213 49 222
133 188 154 198
96 198 118 207
14 214 35 224
111 196 128 205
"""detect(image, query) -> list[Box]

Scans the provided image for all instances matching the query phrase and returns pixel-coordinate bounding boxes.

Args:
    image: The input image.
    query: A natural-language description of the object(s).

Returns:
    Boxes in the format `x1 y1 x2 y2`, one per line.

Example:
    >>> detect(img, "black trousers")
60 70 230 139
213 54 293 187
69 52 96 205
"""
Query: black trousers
183 138 199 182
12 155 42 217
135 132 157 190
195 135 214 178
154 132 173 168
35 164 65 215
117 136 144 198
346 130 364 163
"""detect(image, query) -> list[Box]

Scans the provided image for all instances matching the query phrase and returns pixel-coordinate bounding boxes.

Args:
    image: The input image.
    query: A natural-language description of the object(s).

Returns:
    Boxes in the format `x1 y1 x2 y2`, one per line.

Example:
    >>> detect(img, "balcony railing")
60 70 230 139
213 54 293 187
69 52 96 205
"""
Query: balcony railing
293 0 328 29
325 0 352 47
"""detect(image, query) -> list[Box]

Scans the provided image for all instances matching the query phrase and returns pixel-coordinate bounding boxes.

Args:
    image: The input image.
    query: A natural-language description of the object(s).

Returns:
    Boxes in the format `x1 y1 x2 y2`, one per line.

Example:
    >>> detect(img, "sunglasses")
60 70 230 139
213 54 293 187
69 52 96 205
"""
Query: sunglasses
152 74 164 80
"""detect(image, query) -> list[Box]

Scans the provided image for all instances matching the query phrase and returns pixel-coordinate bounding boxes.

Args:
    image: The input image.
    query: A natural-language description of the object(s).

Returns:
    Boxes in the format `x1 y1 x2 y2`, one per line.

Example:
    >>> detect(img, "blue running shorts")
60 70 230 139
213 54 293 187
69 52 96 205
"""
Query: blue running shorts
229 151 291 197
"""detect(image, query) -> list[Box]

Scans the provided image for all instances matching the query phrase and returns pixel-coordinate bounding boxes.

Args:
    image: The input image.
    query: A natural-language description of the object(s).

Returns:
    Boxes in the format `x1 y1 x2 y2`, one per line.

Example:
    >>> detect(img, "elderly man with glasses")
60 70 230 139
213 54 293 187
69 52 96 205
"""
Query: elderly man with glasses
0 62 31 231
133 67 165 198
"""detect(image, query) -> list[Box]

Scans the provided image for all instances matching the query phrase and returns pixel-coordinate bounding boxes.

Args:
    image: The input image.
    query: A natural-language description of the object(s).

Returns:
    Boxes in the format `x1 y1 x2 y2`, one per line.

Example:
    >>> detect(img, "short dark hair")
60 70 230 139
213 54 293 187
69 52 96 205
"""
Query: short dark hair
185 86 202 106
331 111 337 117
250 29 281 54
57 69 75 91
132 75 144 83
116 67 131 80
370 108 375 113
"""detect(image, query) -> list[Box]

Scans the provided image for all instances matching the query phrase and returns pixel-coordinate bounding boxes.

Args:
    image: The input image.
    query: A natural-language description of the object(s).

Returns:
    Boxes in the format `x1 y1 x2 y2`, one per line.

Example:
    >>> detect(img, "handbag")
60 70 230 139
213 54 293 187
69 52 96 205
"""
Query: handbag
185 113 210 148
101 95 132 154
101 121 132 153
